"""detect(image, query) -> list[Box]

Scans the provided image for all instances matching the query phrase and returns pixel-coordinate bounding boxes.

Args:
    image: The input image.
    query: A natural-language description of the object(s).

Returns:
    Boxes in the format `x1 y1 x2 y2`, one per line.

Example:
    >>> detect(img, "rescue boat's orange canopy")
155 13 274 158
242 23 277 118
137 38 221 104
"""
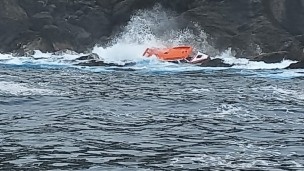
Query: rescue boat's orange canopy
143 46 194 61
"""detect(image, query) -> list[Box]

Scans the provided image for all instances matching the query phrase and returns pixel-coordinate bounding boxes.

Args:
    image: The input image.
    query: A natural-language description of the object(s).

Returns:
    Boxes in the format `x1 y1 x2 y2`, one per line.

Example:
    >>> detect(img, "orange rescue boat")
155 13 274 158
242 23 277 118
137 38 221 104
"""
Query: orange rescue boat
143 46 210 64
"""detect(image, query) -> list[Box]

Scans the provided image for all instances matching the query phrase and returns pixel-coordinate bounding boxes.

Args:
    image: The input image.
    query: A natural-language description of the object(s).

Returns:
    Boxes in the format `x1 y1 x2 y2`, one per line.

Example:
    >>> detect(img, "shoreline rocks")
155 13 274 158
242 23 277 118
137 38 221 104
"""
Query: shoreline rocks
286 60 304 69
0 0 304 64
249 51 289 64
200 59 232 67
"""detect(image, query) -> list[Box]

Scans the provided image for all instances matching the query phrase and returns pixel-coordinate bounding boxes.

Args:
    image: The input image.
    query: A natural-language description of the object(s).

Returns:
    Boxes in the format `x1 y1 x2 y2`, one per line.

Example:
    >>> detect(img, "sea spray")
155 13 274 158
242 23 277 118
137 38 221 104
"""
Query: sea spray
0 4 299 74
92 4 217 64
214 48 296 70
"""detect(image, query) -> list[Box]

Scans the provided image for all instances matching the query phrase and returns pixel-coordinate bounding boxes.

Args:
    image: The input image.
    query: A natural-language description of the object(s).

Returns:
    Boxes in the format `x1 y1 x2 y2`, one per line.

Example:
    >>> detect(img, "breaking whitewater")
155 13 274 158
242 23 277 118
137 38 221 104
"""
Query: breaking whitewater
0 5 303 79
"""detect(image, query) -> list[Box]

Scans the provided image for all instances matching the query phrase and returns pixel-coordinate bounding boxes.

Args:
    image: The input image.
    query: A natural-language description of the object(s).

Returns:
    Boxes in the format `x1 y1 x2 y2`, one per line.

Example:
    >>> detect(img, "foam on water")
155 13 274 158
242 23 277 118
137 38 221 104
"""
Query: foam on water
0 5 303 79
0 50 83 68
214 48 297 70
253 86 304 101
0 81 59 96
169 145 302 169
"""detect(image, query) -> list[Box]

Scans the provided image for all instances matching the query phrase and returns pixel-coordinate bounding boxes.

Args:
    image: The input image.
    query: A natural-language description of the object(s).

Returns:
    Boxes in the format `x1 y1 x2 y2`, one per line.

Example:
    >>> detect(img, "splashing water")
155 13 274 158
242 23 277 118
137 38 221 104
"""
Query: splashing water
92 4 217 64
214 48 296 70
0 4 303 79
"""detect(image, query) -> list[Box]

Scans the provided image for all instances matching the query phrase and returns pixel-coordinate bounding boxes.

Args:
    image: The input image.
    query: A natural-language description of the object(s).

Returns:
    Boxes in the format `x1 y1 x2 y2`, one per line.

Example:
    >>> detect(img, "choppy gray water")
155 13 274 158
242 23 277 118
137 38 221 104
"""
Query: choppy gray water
1 67 304 170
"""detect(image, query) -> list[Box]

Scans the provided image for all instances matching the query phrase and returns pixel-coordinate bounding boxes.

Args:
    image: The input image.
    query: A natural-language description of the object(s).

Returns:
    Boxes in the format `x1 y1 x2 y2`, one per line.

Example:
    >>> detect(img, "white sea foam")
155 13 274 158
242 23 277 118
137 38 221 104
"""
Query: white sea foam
253 86 304 100
191 88 211 92
214 48 297 70
0 4 303 78
0 53 14 60
169 143 301 169
92 4 216 65
0 81 59 96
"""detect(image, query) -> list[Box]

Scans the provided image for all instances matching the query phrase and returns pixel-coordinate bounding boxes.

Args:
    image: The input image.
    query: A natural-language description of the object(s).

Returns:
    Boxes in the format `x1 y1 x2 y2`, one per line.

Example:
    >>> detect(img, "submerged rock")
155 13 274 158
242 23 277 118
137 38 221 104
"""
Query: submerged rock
73 52 136 67
200 59 232 67
76 53 99 61
76 60 117 67
75 60 136 67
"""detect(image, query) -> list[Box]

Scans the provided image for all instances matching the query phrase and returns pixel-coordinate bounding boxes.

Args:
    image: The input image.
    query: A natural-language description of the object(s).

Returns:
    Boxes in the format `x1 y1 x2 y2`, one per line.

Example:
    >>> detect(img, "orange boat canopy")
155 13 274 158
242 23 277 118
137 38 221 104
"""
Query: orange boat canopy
143 46 194 61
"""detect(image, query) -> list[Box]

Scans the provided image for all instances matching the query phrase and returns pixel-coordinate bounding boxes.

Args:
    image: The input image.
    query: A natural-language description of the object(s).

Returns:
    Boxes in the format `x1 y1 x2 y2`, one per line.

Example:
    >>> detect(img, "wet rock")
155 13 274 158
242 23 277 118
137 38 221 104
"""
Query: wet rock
200 59 232 67
76 60 114 67
249 51 289 63
76 53 99 61
76 59 136 67
110 68 138 71
286 60 304 69
1 0 304 64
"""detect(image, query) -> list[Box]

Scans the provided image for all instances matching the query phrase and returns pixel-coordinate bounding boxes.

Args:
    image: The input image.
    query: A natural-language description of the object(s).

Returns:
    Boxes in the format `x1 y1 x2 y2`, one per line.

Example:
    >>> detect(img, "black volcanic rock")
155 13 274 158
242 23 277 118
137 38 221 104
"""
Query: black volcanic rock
200 59 232 67
76 53 99 61
76 60 118 67
286 60 304 69
181 0 304 61
76 59 136 67
0 0 304 63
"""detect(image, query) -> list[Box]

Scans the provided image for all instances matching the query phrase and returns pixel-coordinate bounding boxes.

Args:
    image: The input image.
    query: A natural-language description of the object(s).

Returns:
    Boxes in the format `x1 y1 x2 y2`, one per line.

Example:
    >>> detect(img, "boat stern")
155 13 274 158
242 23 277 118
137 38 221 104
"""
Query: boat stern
188 52 210 64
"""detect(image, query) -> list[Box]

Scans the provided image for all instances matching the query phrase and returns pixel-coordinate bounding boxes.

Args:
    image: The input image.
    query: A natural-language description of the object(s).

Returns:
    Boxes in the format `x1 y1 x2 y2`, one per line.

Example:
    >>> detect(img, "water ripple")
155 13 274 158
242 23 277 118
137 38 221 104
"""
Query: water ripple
0 67 304 170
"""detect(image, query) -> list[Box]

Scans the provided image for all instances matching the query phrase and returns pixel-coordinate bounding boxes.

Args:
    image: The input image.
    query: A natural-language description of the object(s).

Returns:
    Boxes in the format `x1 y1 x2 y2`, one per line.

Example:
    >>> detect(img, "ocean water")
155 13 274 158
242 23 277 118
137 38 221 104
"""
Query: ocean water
1 5 304 171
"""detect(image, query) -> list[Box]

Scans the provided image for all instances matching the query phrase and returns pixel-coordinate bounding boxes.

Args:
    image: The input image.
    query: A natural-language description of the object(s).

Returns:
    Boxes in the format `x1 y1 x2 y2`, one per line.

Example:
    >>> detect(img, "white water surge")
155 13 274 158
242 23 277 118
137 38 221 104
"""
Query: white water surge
0 5 302 78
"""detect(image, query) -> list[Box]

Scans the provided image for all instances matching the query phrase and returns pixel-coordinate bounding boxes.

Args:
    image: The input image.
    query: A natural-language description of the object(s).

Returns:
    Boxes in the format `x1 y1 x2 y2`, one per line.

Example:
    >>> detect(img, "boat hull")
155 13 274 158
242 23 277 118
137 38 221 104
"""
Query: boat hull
143 46 193 61
143 46 210 64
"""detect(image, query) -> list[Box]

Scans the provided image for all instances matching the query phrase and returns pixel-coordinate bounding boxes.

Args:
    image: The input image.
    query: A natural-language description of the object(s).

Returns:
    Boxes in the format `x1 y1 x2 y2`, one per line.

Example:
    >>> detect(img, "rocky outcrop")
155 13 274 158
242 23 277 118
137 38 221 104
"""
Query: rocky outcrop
75 53 99 61
1 0 112 55
249 51 289 63
75 60 136 67
0 0 28 53
74 53 136 67
200 59 232 67
286 60 304 69
181 0 304 61
0 0 304 63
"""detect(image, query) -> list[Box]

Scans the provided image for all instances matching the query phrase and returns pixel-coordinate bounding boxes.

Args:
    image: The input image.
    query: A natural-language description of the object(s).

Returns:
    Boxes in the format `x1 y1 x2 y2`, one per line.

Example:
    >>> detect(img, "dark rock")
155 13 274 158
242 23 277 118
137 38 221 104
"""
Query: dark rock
76 60 114 67
286 60 304 69
56 21 92 48
110 68 137 71
1 0 304 65
76 60 136 67
41 24 75 51
269 0 304 36
0 0 113 54
200 59 232 67
0 0 28 20
249 51 288 63
181 0 303 61
17 0 48 17
76 53 99 61
30 12 53 31
0 0 29 52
